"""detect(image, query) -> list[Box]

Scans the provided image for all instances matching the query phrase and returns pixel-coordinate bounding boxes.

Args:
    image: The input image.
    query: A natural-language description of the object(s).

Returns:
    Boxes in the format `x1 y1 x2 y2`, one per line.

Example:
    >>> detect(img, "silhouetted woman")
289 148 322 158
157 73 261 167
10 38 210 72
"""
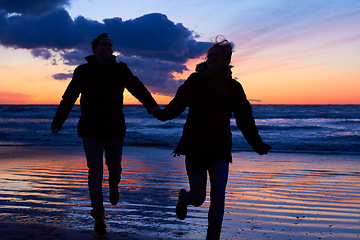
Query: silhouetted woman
155 36 271 240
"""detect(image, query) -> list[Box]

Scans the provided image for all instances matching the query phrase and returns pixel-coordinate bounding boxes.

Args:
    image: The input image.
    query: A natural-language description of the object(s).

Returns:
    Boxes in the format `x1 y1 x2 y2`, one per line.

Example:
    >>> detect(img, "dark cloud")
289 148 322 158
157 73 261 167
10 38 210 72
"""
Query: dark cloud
105 14 211 63
31 48 52 59
0 3 212 96
60 49 88 65
0 0 70 15
0 8 84 49
0 9 210 63
53 72 72 80
117 56 187 95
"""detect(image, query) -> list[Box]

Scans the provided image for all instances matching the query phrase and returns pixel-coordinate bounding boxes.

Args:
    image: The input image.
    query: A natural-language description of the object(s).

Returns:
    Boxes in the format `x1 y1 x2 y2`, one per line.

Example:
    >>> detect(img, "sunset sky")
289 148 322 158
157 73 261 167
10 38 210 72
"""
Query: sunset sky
0 0 359 105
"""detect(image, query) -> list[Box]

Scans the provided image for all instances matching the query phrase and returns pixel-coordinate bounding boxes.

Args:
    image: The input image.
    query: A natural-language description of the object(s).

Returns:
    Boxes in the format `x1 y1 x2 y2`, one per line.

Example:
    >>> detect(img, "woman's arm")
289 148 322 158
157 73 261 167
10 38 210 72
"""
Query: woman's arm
155 74 195 121
232 81 271 154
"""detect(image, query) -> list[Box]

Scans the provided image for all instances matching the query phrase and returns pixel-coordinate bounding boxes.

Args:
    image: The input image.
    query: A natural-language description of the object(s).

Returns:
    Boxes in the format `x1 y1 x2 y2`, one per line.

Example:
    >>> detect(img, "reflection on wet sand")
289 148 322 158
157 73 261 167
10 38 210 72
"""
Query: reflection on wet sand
0 146 359 239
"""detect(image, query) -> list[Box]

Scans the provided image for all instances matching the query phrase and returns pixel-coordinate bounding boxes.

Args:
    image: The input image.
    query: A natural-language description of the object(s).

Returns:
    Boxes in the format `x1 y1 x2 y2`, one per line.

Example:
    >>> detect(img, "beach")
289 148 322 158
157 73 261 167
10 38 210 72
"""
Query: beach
0 146 359 240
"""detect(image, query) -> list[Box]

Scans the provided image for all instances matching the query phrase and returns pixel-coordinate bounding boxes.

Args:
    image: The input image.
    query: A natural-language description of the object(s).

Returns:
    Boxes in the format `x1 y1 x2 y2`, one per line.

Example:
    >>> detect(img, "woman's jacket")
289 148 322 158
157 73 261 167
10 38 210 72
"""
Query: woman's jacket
157 65 265 162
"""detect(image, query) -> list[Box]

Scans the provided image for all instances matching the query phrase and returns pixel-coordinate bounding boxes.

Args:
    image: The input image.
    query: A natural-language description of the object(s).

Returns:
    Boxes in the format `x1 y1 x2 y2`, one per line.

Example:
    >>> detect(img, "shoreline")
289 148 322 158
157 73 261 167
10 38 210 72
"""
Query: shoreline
1 144 360 158
0 145 359 239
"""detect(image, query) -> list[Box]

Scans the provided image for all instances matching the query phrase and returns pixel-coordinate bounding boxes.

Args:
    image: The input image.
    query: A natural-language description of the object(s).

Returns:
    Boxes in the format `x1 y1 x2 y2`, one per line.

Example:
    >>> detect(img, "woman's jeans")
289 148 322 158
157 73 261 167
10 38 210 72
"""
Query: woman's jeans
83 138 124 210
184 160 229 229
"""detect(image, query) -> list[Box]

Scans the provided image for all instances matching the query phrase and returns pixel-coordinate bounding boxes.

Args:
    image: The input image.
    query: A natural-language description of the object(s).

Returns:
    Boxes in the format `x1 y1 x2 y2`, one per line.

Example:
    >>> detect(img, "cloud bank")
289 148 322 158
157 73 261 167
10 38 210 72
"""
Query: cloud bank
0 0 70 15
0 0 212 95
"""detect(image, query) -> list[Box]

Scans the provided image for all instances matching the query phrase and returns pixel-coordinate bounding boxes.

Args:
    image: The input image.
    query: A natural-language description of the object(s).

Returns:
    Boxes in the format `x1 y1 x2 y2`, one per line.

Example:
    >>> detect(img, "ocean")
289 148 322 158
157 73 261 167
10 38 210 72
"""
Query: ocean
1 104 360 239
0 104 359 155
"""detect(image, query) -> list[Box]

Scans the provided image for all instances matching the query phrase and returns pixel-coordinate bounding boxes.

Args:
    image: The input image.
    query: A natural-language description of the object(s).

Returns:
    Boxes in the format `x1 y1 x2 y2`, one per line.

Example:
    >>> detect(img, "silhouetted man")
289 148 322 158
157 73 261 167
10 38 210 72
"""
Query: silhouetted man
51 33 159 235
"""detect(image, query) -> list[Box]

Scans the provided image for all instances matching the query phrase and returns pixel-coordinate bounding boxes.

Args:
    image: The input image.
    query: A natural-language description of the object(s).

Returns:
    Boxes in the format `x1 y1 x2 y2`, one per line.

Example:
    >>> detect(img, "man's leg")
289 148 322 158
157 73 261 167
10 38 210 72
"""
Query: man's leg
83 138 105 209
83 138 106 235
104 138 123 205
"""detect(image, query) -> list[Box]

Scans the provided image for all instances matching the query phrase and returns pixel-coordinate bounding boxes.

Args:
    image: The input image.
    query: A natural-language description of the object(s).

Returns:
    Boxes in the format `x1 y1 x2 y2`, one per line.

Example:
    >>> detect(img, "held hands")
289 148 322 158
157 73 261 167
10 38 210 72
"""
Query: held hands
51 124 60 133
149 106 160 117
52 107 164 134
149 106 162 120
254 142 272 155
149 106 167 122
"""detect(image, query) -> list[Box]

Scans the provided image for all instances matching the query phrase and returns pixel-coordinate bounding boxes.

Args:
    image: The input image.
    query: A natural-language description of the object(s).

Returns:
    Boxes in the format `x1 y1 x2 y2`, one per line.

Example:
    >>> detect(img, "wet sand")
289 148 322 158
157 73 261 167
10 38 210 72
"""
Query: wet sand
0 146 359 239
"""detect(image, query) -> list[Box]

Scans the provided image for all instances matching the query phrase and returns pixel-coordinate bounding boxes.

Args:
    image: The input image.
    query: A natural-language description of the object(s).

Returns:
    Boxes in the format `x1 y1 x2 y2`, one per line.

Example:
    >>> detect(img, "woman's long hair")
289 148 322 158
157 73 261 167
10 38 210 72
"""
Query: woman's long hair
196 36 233 103
206 35 233 66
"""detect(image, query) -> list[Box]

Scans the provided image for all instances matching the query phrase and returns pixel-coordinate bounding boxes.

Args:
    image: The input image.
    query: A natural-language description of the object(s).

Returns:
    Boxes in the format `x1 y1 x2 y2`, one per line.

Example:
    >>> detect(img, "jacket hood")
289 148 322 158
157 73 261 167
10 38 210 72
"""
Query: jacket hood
85 55 117 65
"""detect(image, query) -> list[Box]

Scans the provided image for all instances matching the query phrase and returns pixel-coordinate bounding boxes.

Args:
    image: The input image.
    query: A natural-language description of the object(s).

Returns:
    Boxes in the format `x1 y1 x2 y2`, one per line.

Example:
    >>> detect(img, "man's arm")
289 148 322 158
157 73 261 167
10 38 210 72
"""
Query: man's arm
51 67 82 133
120 62 159 113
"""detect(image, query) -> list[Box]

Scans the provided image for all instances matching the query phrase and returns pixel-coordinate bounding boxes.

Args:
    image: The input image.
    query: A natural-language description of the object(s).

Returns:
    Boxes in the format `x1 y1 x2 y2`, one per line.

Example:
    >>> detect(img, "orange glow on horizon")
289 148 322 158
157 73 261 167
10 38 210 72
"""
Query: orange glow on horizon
0 49 359 105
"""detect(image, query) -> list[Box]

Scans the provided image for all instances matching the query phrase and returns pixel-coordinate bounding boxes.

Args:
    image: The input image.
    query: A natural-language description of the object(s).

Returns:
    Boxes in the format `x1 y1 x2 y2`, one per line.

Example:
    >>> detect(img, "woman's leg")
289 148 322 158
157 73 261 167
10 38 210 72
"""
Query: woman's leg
207 160 229 239
176 157 208 220
185 169 208 207
182 156 208 207
177 167 207 220
83 138 105 210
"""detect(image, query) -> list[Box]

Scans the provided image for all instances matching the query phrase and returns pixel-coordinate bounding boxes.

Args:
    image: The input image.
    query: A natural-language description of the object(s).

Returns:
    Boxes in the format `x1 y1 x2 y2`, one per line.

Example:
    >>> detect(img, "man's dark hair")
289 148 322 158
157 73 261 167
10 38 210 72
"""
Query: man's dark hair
92 33 110 54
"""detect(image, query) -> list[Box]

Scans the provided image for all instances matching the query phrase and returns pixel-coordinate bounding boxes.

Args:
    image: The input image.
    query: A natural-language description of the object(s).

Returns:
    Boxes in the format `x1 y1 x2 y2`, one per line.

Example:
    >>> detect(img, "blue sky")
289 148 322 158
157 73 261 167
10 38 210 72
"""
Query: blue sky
0 0 359 104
